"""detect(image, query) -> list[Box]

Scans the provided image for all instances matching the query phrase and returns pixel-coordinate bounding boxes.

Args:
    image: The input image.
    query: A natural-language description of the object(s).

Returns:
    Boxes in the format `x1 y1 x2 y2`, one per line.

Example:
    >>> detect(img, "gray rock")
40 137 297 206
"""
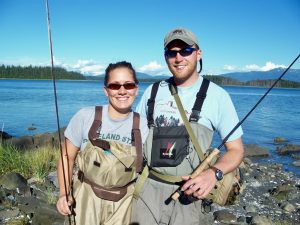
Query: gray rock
48 171 59 188
273 137 288 143
0 131 13 139
6 136 34 150
292 160 300 167
0 172 28 190
280 202 296 212
250 215 273 225
244 144 270 157
0 208 20 220
31 204 65 225
214 210 237 223
277 144 300 155
244 205 257 213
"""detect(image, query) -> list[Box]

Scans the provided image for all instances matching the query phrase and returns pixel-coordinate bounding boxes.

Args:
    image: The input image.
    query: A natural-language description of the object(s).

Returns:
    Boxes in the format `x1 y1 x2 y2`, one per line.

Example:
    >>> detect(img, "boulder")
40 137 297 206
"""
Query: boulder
244 144 270 157
277 144 300 155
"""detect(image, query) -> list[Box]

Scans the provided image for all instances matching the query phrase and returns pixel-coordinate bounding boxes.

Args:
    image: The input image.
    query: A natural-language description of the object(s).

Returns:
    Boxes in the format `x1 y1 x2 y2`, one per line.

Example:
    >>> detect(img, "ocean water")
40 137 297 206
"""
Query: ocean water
1 79 300 175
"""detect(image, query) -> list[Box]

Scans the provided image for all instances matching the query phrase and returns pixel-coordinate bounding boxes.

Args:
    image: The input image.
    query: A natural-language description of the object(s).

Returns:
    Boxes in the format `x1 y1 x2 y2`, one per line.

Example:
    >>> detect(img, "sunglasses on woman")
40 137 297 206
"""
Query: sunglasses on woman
106 82 137 90
164 47 197 58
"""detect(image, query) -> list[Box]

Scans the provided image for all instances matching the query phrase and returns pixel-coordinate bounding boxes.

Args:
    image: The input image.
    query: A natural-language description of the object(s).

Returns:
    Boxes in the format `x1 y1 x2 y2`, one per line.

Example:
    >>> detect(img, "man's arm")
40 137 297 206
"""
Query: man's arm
181 137 244 199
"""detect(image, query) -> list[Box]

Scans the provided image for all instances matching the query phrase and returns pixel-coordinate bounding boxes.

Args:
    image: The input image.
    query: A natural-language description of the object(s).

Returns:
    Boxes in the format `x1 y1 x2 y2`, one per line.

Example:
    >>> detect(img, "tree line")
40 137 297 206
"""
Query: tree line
1 65 299 88
203 75 300 88
0 65 86 80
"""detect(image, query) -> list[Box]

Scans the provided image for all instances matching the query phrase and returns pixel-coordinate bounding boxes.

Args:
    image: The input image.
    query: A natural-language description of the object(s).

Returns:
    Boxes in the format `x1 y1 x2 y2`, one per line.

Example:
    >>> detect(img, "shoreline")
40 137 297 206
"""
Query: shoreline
1 78 300 89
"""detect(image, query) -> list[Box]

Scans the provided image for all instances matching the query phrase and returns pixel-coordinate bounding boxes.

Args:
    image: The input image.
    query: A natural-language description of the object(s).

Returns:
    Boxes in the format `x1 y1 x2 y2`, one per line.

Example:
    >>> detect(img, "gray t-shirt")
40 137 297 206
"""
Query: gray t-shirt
64 105 149 151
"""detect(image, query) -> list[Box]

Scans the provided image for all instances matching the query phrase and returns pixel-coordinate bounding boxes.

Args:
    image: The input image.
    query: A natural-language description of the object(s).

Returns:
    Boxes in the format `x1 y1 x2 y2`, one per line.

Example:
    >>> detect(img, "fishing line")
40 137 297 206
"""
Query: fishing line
45 0 73 223
218 54 300 149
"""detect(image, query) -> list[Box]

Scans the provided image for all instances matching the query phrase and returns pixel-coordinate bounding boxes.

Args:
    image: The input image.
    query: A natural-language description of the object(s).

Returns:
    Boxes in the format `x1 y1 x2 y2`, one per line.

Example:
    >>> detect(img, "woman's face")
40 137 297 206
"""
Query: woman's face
104 67 138 118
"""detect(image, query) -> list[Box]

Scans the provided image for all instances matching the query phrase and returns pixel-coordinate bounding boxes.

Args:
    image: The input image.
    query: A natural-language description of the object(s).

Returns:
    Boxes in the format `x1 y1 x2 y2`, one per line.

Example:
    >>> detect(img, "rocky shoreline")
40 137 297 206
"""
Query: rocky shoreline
0 131 299 225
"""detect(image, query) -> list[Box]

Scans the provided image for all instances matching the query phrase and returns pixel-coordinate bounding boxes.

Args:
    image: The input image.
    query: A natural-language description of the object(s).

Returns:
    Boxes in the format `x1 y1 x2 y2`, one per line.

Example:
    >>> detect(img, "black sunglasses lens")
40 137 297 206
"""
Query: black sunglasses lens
165 50 177 58
180 48 194 56
107 83 136 90
107 83 121 90
165 48 195 58
123 83 136 90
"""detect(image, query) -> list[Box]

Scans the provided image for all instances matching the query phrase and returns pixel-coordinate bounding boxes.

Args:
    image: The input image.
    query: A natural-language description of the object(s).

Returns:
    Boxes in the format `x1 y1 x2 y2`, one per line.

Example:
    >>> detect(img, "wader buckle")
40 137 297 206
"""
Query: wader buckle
78 170 84 183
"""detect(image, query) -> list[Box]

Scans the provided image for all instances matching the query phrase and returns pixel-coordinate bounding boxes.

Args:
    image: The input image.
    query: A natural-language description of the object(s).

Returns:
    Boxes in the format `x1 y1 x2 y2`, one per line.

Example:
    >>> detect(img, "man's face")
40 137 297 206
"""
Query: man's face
165 40 201 84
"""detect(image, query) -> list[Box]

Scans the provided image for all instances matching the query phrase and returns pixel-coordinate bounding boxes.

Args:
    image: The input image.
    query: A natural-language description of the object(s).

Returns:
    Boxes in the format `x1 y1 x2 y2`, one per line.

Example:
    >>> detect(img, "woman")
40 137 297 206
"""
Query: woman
56 61 148 225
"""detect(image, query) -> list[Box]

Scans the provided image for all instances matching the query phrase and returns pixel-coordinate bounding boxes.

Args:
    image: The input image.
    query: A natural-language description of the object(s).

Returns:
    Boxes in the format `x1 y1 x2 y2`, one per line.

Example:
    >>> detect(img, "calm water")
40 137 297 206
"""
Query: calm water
1 79 300 175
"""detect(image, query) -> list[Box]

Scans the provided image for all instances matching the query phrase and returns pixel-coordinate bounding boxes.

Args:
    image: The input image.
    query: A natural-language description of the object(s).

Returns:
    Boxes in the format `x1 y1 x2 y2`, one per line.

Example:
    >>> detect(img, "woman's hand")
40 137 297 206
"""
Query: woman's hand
56 194 74 216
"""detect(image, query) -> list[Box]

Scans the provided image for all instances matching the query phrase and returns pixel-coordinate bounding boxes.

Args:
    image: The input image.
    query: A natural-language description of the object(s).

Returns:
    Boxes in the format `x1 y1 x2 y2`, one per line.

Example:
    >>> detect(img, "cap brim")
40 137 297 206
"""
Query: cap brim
164 36 195 48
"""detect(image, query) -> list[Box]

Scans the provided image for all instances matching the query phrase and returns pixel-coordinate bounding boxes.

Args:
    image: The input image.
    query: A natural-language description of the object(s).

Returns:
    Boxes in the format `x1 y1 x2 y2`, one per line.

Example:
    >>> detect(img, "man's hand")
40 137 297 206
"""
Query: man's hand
181 168 216 199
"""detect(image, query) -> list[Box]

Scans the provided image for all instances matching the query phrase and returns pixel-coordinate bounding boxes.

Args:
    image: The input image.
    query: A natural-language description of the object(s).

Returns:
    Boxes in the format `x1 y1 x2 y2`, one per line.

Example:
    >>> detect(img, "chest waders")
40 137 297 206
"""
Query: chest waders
134 78 210 198
132 79 215 225
71 106 142 225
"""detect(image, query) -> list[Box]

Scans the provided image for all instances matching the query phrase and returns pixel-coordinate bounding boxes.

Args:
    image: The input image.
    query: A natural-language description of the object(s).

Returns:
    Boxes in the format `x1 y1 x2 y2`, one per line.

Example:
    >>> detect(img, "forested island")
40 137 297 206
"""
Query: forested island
1 65 300 88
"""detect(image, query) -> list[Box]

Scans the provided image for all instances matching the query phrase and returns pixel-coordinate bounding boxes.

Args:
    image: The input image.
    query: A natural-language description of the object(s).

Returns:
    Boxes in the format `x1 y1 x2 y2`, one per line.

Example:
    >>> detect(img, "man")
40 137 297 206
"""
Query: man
132 28 244 225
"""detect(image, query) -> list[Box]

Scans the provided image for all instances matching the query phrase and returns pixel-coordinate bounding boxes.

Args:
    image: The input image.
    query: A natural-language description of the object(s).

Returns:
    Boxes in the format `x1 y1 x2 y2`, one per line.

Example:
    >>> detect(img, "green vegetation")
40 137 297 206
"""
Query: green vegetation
203 75 242 86
0 143 59 182
244 79 300 88
0 64 85 80
1 64 300 88
203 75 300 88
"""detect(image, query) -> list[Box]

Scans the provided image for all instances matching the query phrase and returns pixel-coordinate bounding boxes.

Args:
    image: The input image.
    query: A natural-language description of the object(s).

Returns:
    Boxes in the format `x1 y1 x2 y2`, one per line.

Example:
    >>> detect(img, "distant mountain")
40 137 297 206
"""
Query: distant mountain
220 68 300 83
85 72 170 81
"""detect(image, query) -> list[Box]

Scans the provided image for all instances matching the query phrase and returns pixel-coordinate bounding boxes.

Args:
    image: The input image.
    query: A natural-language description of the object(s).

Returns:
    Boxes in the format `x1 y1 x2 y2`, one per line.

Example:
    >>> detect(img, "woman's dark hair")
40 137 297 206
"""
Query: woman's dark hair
104 61 138 86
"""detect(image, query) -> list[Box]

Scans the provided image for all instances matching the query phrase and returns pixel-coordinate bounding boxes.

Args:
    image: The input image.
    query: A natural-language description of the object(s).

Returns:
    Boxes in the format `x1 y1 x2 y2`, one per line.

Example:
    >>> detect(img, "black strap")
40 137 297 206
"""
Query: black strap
147 81 160 126
146 78 210 125
190 78 210 122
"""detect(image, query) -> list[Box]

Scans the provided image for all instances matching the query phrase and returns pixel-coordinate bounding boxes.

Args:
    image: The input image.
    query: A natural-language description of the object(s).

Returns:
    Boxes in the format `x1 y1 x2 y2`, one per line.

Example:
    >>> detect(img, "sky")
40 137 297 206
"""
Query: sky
0 0 300 76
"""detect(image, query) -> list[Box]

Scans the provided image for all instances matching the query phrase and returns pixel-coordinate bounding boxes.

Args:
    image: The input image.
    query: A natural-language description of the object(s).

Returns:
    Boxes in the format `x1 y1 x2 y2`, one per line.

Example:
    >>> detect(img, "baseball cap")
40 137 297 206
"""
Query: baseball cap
164 28 199 49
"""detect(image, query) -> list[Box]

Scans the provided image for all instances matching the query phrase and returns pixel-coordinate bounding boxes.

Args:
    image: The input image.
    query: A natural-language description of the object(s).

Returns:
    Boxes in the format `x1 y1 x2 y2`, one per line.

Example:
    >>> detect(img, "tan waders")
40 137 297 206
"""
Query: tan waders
68 106 142 225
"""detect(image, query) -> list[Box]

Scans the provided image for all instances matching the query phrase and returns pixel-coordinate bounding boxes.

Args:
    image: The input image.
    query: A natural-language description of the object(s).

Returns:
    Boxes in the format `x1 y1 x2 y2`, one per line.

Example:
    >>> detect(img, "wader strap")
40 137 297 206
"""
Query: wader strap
88 106 110 149
78 170 134 202
132 112 143 173
133 165 149 199
169 83 205 161
147 81 160 126
133 165 184 199
190 78 210 122
149 169 183 184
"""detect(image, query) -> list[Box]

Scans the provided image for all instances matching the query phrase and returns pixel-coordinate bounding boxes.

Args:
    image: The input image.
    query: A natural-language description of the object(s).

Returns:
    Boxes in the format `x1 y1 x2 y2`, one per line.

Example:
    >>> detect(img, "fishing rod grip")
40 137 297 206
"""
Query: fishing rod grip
171 148 220 201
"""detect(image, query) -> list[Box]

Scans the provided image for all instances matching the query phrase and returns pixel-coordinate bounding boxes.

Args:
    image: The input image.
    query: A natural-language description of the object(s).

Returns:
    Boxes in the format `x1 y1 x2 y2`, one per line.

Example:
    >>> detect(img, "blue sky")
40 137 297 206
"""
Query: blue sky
1 0 299 76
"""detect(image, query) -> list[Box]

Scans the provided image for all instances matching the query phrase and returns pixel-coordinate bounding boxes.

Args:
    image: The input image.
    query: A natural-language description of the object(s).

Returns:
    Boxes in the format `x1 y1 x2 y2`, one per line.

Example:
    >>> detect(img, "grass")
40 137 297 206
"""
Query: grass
0 143 59 182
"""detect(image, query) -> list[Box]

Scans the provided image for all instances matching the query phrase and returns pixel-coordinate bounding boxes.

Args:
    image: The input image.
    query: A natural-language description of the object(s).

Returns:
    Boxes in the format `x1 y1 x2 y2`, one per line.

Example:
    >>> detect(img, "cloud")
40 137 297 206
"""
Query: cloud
260 61 286 71
67 59 105 75
223 65 237 71
243 61 286 72
138 61 167 75
244 64 261 71
222 61 286 73
50 59 105 76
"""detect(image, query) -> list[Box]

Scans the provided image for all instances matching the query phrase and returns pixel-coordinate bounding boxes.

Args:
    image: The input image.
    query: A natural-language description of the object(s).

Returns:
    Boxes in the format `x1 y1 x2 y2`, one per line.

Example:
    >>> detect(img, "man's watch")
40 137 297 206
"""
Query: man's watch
210 166 224 181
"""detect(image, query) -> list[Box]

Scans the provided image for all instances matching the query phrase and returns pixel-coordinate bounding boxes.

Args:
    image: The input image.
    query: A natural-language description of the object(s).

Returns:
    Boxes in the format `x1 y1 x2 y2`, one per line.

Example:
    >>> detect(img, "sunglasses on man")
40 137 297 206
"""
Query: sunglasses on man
106 82 137 90
164 47 197 58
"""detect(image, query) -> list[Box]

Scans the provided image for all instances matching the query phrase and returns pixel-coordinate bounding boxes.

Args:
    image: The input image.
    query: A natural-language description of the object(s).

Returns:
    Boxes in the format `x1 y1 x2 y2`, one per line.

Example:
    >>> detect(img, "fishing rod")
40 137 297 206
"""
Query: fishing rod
45 0 73 223
218 54 300 150
169 54 300 205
